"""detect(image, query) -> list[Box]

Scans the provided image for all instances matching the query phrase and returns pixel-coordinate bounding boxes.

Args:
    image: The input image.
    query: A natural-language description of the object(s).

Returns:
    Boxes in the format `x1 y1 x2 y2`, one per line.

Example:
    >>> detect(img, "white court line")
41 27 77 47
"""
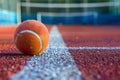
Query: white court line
48 47 120 50
10 26 82 80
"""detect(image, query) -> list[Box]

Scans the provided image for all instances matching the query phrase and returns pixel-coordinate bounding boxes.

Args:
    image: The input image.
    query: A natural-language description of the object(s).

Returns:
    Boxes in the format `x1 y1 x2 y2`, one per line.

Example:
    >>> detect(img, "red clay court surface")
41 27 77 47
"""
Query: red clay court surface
0 25 120 80
58 25 120 80
0 25 52 80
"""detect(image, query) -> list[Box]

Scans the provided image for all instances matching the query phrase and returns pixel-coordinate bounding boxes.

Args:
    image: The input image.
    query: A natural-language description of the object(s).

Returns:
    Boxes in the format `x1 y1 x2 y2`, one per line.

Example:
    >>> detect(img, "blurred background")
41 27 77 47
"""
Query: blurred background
0 0 120 25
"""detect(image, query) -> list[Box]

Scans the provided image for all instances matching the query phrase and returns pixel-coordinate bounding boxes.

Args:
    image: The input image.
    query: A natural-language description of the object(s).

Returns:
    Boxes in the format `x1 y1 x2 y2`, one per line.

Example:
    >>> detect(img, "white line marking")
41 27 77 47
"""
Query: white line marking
48 47 120 50
10 26 82 80
15 30 43 54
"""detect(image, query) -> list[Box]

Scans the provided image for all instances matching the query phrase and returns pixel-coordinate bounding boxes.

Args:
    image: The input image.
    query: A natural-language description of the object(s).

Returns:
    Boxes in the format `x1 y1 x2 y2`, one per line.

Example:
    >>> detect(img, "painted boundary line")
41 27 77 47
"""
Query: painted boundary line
10 26 82 80
48 47 120 50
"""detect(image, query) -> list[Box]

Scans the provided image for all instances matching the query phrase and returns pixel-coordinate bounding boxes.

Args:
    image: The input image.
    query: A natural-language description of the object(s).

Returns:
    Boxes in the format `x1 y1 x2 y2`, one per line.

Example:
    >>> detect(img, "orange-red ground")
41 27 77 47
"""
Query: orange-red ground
58 25 120 80
0 25 52 80
0 25 120 80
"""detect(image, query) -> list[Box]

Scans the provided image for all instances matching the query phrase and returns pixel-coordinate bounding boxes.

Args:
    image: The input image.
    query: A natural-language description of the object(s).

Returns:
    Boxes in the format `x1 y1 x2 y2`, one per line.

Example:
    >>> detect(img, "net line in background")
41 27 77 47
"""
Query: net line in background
37 12 98 25
21 2 120 8
20 1 120 25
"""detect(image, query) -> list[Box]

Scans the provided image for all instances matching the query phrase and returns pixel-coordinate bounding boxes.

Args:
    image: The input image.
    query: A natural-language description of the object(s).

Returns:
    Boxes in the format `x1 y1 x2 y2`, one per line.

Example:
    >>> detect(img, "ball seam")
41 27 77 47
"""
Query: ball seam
15 30 43 55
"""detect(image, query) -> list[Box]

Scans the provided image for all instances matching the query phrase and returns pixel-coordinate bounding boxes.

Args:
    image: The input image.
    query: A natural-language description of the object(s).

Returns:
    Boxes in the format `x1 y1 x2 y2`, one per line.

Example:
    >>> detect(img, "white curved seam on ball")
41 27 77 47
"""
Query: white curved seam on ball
15 30 43 53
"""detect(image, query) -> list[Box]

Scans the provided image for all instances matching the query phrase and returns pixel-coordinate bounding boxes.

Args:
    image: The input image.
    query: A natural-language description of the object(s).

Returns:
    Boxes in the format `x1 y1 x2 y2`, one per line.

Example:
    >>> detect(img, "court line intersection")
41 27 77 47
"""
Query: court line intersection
10 26 82 80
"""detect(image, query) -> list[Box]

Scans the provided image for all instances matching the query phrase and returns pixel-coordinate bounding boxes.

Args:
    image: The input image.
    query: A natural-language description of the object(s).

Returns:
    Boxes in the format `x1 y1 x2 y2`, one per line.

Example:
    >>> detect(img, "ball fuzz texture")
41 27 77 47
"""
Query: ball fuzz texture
14 20 49 55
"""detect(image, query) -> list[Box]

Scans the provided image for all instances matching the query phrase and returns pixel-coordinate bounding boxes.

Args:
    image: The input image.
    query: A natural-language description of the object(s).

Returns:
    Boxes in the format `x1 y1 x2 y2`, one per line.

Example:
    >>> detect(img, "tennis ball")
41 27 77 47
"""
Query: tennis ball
14 20 49 55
